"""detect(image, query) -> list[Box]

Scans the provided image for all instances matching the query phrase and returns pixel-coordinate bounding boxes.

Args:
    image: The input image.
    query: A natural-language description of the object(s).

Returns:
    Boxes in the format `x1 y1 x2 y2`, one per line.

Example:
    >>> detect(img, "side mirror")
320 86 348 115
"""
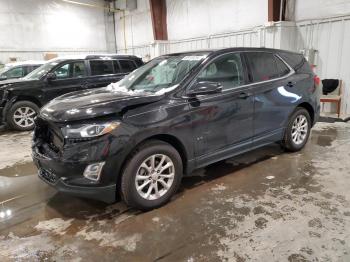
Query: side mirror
0 75 7 81
188 81 222 96
46 72 57 81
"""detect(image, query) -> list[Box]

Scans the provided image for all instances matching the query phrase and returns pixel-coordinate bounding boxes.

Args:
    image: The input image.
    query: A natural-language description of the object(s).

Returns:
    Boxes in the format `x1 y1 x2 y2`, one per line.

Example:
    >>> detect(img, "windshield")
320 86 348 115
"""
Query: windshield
24 60 60 80
107 53 208 94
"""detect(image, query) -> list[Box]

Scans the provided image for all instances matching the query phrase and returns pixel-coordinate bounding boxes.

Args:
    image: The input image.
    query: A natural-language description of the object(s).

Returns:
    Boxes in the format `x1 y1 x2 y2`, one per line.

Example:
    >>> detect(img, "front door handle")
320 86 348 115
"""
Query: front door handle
238 92 250 99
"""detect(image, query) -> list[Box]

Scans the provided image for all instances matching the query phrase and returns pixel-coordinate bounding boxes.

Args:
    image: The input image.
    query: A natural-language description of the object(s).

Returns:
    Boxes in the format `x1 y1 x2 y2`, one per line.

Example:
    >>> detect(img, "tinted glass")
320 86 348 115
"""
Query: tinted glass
90 60 114 75
72 61 86 78
4 67 24 78
53 61 86 79
113 60 122 73
275 56 290 76
23 66 31 76
278 52 311 73
246 52 289 82
197 53 245 90
119 60 137 73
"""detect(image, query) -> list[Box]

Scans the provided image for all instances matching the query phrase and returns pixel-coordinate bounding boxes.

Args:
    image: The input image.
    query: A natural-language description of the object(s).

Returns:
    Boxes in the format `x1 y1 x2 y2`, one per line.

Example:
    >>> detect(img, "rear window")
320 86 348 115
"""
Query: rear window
119 60 137 73
245 52 290 82
90 60 114 76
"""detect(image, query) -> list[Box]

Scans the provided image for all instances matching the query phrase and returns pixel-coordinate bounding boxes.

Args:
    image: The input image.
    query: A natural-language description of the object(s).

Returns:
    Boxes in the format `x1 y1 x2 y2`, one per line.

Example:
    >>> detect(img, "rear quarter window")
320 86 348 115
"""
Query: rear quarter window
245 52 290 82
278 52 312 74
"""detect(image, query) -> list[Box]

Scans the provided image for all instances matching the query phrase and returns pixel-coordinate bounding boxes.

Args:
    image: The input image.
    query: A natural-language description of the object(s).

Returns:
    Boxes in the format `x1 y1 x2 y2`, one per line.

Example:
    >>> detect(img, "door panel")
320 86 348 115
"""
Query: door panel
188 52 254 165
244 52 301 144
191 88 254 159
44 61 86 102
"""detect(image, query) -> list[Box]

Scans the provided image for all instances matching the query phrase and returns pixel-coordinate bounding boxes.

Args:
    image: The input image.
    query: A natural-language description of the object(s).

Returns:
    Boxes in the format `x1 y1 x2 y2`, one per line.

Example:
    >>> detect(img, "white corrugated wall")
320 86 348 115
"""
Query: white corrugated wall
0 0 110 63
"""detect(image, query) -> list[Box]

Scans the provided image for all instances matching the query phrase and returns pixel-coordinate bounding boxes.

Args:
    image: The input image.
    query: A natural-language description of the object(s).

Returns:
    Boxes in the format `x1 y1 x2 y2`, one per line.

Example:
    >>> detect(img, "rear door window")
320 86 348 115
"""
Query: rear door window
118 60 137 73
245 52 290 82
90 60 114 76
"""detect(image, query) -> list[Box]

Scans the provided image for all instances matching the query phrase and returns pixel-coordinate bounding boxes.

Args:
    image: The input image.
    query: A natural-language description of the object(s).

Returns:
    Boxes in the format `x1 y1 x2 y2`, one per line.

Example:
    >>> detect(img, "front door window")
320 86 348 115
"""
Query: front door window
197 53 246 90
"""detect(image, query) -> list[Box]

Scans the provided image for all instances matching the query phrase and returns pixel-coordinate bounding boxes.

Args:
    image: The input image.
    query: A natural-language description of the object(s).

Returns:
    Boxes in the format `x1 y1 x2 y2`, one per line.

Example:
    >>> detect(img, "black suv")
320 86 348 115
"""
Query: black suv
32 48 320 210
0 54 143 130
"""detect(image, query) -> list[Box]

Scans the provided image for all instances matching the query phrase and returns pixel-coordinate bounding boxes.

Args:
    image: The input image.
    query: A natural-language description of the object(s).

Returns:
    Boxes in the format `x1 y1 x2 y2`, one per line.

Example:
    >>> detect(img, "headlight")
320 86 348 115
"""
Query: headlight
62 121 120 138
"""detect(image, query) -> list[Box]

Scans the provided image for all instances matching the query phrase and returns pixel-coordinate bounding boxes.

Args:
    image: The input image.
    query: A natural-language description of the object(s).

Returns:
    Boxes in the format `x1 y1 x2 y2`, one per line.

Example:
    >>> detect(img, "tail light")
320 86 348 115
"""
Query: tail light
313 75 321 86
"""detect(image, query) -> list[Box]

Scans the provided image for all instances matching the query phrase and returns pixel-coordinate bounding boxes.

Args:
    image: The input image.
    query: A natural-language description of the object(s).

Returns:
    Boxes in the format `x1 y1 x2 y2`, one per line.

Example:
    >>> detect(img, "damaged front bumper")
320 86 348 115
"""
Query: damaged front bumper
32 148 117 203
31 118 129 203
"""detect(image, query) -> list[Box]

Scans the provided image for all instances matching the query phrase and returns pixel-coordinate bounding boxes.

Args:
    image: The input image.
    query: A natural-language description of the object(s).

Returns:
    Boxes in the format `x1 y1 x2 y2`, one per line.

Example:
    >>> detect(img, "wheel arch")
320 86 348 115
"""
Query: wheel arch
297 102 315 126
12 95 42 108
116 133 189 191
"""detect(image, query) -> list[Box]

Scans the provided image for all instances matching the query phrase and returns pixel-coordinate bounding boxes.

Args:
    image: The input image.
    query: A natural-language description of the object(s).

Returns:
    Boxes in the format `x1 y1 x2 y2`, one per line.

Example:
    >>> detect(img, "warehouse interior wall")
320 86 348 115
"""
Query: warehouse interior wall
0 0 109 63
295 0 350 20
166 0 268 40
114 0 154 56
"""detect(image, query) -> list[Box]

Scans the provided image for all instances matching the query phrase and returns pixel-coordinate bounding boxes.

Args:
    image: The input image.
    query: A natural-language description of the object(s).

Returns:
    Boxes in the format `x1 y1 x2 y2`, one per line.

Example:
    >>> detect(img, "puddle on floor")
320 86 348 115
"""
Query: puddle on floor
0 162 37 177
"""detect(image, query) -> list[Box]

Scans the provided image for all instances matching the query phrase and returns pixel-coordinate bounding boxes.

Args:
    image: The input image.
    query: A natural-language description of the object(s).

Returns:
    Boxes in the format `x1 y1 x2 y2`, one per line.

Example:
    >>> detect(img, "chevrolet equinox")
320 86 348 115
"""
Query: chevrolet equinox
32 48 321 210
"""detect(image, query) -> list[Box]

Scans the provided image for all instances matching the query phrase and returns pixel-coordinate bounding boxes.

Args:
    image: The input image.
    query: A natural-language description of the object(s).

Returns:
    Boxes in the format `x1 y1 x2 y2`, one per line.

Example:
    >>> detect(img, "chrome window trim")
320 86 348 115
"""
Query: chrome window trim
186 51 295 96
185 51 295 101
127 50 297 118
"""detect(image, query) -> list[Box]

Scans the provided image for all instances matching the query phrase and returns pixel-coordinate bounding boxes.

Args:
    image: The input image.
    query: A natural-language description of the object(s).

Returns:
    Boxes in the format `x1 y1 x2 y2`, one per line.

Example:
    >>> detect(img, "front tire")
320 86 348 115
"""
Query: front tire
282 107 311 152
6 101 39 131
121 140 183 210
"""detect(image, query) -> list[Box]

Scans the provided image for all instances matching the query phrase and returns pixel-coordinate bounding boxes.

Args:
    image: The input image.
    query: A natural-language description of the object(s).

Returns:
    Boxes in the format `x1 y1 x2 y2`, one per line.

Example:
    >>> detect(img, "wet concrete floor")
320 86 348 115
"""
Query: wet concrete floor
0 122 350 261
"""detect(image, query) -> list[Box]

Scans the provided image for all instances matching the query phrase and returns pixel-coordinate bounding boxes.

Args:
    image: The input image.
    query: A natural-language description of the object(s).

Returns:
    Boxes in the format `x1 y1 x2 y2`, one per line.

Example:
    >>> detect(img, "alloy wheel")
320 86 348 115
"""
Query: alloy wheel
13 107 36 128
135 154 175 200
291 115 308 145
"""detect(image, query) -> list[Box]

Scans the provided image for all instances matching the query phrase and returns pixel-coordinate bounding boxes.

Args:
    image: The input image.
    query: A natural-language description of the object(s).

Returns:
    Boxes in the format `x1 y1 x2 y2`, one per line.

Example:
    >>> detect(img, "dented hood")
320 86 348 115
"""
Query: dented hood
40 87 163 122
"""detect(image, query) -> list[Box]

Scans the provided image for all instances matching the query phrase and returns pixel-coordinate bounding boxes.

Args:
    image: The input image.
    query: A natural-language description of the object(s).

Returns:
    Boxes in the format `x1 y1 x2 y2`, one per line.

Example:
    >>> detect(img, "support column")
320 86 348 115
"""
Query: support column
150 0 168 40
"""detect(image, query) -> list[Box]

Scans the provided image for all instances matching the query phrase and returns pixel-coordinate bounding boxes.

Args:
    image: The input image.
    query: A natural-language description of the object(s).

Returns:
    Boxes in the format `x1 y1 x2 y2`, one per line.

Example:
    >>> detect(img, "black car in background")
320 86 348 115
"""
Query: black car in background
32 48 321 210
0 61 45 81
0 54 143 130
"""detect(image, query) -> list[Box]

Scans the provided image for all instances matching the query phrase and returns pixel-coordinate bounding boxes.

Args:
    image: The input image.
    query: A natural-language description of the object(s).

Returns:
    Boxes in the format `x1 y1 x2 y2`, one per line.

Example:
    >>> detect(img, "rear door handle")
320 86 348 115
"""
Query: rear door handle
286 81 295 88
238 92 250 99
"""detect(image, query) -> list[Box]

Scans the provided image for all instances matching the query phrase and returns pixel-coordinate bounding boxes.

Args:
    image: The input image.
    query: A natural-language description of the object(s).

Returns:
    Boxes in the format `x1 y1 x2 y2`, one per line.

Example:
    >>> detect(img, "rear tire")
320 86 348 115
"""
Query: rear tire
6 101 39 131
121 140 183 211
281 107 311 152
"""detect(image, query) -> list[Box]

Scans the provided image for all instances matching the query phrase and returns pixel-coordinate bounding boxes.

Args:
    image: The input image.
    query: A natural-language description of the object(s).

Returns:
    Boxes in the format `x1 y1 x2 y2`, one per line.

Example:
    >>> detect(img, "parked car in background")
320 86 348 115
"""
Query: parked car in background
0 54 143 130
0 61 45 81
32 48 321 210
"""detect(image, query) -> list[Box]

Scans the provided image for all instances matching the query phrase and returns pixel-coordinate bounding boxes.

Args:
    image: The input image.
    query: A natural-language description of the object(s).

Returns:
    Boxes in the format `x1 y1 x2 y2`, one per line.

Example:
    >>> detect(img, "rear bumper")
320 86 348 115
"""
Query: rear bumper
32 147 117 203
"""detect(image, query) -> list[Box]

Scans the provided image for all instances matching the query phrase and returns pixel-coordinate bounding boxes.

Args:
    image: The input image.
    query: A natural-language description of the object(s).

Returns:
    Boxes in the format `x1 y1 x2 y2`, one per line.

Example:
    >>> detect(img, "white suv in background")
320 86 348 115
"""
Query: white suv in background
0 61 45 81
